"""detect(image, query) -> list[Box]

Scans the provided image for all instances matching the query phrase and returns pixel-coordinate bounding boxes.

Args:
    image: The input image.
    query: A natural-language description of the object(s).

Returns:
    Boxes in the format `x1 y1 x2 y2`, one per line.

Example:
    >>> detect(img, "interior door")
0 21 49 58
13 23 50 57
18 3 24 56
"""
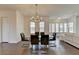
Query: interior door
2 17 9 43
0 18 1 42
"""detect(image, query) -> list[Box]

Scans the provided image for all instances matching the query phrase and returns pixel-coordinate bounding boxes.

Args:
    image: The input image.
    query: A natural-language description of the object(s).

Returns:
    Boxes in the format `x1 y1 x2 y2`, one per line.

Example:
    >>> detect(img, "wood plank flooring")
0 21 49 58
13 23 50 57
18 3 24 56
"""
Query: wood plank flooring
0 40 79 55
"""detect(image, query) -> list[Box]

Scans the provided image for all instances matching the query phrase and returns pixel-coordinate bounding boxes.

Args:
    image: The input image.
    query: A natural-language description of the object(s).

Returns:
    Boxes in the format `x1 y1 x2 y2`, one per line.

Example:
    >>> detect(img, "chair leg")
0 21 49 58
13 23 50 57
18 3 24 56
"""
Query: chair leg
54 41 56 46
49 41 56 47
31 45 34 50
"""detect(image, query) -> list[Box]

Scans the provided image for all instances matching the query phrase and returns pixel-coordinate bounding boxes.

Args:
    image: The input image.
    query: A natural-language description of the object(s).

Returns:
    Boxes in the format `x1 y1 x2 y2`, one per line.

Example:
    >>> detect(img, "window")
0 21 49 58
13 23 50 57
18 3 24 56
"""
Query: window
39 22 44 32
56 23 59 32
60 23 63 32
52 24 55 32
68 22 73 33
49 24 52 33
30 22 35 34
49 23 55 33
64 23 68 32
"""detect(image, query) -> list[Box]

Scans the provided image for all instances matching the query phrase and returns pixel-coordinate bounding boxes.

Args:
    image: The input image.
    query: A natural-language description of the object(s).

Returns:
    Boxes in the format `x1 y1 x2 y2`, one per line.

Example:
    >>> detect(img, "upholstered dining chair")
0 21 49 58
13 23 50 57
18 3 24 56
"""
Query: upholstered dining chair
31 35 39 48
49 32 56 47
41 35 49 47
20 33 29 47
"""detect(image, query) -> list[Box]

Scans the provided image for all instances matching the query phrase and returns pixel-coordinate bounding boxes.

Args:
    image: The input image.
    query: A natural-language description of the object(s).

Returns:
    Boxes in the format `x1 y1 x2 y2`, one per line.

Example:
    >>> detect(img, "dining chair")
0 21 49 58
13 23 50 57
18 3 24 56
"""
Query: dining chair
41 35 49 47
20 33 29 47
31 35 39 49
49 32 56 47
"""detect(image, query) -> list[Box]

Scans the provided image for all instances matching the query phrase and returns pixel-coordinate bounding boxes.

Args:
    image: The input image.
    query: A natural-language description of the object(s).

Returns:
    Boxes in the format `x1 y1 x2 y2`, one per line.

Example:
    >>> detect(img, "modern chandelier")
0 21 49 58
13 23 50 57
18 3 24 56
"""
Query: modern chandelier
31 4 41 22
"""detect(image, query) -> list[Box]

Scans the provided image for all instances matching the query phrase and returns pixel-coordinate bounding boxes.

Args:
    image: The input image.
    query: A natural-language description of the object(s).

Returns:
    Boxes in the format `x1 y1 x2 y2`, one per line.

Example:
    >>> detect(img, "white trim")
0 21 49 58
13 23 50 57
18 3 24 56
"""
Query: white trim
8 40 20 43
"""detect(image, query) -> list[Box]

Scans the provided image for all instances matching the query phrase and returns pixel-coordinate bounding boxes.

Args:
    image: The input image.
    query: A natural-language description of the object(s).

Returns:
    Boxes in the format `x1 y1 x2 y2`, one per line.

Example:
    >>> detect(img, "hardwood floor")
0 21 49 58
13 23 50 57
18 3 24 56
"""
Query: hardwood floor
0 40 79 55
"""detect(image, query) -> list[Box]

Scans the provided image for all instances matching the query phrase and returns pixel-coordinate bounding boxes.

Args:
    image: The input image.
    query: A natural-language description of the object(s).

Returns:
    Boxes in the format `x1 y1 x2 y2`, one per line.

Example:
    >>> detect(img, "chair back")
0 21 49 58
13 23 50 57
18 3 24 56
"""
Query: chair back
52 33 56 40
41 35 49 45
31 35 39 45
40 32 44 35
53 32 56 36
35 32 39 35
20 33 26 41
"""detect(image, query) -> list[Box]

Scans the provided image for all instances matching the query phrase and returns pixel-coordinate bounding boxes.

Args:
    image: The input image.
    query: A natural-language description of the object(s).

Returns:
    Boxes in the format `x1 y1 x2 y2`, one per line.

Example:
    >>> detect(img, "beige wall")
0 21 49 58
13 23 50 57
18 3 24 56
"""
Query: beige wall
43 17 49 34
16 11 24 42
35 21 39 32
24 16 30 37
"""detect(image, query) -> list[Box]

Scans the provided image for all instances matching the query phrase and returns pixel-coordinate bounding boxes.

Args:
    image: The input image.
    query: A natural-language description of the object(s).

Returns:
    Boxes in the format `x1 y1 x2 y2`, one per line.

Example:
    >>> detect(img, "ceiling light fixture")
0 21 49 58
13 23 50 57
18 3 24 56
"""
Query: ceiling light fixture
31 4 41 22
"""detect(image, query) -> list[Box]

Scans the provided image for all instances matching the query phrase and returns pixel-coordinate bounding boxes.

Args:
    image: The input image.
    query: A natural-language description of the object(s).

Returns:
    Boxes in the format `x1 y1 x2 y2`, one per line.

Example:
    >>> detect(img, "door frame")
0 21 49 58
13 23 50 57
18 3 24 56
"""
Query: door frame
1 17 9 43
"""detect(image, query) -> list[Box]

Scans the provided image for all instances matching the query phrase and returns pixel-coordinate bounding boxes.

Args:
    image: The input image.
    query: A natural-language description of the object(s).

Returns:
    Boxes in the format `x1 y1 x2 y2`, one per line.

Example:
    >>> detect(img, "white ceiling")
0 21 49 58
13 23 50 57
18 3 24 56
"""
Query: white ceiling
0 4 79 19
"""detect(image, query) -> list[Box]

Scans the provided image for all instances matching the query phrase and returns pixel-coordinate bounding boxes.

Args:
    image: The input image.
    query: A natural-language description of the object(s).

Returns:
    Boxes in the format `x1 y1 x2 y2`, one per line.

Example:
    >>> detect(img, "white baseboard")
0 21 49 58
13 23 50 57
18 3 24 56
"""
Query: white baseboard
8 40 20 43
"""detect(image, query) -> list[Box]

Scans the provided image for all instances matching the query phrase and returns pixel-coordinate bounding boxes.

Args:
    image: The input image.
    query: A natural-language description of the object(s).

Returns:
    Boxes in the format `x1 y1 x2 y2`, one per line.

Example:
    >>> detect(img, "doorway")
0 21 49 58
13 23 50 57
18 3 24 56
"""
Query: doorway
0 17 9 43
